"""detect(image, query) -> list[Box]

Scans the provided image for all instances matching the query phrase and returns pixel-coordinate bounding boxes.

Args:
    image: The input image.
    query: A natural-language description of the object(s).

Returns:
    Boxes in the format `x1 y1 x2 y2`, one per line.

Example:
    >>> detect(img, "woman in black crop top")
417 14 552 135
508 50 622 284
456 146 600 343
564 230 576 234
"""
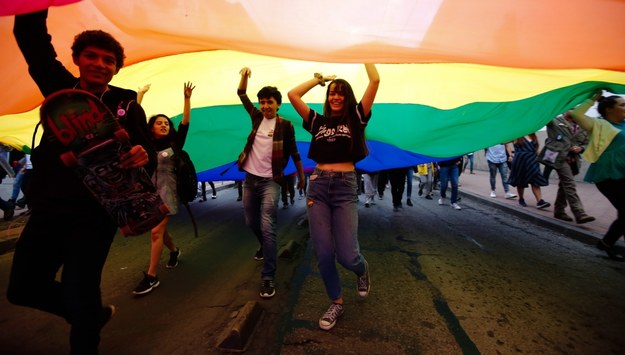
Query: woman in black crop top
288 64 379 331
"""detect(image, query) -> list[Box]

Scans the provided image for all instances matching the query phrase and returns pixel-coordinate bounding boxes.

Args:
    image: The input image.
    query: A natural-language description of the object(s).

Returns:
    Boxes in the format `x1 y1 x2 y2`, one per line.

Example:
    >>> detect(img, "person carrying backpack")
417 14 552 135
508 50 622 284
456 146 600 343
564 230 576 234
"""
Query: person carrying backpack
132 82 195 295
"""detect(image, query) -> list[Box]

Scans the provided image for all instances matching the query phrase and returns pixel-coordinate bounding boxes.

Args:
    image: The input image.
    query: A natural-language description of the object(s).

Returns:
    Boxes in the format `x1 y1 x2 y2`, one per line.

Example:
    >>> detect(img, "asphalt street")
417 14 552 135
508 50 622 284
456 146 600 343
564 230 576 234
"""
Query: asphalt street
1 175 624 354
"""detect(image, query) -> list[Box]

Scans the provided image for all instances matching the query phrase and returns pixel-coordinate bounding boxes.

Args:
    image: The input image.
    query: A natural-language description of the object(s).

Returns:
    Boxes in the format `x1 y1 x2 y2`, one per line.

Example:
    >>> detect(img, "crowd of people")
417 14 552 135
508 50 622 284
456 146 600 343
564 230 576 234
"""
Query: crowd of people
1 7 623 354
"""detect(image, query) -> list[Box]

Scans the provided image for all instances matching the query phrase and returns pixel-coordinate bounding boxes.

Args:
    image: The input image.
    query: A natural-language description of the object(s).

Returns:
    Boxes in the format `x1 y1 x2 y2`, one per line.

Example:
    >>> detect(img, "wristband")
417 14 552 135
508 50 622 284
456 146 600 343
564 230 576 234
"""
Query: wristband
314 73 325 87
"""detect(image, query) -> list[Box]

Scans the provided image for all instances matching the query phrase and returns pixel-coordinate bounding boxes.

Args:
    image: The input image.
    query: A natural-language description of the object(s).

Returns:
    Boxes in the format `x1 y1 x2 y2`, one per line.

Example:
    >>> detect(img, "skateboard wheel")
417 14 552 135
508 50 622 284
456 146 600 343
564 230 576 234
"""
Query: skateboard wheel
114 128 130 142
60 151 78 166
160 203 170 214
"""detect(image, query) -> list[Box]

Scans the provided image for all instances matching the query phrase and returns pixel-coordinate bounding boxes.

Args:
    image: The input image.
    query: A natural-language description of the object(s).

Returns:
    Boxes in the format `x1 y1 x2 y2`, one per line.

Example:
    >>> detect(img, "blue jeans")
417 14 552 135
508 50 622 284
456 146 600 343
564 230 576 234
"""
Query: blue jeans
243 173 280 280
405 167 414 198
488 161 510 193
439 165 459 203
306 168 367 301
12 171 24 200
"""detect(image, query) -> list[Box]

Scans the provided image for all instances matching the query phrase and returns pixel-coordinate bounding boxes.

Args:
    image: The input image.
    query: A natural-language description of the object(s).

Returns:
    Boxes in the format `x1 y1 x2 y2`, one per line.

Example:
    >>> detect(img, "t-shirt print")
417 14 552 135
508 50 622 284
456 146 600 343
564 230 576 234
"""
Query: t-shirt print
314 123 351 143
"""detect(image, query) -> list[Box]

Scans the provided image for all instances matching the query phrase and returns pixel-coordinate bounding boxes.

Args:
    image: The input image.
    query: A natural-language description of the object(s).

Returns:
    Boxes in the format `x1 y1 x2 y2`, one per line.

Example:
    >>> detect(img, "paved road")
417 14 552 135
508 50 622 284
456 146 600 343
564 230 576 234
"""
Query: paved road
1 178 624 354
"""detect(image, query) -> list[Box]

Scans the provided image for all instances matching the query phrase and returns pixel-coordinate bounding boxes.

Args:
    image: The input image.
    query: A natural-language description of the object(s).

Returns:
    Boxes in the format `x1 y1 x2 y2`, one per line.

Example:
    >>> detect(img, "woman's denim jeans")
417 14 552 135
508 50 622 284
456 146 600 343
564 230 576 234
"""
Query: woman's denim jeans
306 168 366 301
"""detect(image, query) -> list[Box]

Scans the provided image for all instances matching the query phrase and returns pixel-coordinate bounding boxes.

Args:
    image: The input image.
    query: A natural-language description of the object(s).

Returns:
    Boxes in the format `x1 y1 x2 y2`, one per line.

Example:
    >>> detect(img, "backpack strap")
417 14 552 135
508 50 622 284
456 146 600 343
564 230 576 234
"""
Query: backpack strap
182 201 199 238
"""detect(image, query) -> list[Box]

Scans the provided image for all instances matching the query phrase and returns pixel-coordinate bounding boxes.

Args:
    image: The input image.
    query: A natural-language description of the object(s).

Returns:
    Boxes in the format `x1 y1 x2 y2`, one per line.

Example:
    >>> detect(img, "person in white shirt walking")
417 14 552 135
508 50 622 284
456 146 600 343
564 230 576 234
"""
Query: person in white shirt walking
485 143 517 199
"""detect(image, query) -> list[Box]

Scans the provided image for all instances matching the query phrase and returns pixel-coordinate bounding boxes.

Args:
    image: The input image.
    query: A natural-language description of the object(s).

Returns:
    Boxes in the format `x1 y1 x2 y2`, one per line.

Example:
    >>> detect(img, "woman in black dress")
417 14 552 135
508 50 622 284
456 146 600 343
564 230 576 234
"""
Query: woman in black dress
508 133 551 209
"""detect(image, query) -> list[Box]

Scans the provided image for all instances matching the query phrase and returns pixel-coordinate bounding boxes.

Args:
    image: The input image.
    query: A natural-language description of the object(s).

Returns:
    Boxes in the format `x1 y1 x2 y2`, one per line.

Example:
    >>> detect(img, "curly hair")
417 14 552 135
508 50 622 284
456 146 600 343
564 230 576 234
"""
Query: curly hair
71 30 125 69
148 114 177 141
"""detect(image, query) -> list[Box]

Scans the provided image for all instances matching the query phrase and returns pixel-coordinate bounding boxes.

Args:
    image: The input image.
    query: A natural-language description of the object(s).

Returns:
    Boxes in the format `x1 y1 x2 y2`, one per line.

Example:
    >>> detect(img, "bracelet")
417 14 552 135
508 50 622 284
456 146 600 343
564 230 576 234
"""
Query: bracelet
314 73 325 87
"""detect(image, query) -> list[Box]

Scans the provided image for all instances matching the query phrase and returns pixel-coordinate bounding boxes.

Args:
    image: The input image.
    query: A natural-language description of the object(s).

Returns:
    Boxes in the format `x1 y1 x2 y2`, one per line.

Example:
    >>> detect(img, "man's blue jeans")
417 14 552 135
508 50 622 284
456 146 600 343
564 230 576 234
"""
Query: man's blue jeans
439 164 459 203
243 173 280 280
306 168 367 301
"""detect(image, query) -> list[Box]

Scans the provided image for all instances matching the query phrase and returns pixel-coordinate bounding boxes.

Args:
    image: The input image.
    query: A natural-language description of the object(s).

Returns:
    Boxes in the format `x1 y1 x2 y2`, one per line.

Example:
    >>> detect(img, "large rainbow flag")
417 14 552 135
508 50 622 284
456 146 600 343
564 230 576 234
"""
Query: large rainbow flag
1 0 624 179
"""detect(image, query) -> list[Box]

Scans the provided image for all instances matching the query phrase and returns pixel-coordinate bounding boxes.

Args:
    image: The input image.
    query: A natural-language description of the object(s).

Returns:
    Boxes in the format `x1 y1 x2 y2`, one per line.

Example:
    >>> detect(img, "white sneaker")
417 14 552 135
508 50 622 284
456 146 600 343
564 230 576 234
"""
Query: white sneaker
451 203 462 210
490 191 496 198
438 198 444 205
505 192 517 199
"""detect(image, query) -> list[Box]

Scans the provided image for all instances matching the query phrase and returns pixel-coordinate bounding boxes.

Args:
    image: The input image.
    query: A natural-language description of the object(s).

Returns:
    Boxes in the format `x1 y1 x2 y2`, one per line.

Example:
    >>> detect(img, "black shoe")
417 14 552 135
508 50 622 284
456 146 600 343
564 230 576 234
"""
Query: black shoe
260 279 275 298
132 272 160 295
596 240 625 262
166 248 181 269
576 215 596 224
406 199 413 207
16 198 27 209
101 305 116 328
254 248 264 261
2 206 14 221
554 212 573 221
237 196 242 201
425 194 433 200
536 199 551 209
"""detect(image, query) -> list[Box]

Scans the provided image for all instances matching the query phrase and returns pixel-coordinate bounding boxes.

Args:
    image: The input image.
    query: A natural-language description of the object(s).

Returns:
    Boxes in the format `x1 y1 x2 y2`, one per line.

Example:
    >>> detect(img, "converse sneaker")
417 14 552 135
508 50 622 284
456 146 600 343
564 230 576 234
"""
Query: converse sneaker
319 303 344 330
166 248 181 269
260 279 275 298
357 260 370 297
132 272 160 295
451 203 462 210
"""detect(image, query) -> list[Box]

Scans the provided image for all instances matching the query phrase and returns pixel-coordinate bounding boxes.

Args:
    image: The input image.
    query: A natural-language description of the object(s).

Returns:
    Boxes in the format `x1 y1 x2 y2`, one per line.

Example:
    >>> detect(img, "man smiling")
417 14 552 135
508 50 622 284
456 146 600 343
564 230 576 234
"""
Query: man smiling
7 9 154 354
236 67 305 298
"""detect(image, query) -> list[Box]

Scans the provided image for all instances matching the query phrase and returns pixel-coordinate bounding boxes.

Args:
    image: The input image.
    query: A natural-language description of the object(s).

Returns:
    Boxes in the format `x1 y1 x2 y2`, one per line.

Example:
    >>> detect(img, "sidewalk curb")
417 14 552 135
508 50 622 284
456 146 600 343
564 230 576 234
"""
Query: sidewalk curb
459 190 601 247
217 301 264 352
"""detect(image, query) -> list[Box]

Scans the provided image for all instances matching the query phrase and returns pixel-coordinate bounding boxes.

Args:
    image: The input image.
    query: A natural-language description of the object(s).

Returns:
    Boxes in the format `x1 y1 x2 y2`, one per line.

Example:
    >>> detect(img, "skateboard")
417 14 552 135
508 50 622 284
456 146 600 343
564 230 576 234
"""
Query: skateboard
40 89 169 236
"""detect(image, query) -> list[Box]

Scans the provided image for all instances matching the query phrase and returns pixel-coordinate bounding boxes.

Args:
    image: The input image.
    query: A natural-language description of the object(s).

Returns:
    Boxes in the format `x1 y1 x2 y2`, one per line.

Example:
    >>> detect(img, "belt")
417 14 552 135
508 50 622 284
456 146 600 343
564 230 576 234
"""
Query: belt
314 169 355 178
